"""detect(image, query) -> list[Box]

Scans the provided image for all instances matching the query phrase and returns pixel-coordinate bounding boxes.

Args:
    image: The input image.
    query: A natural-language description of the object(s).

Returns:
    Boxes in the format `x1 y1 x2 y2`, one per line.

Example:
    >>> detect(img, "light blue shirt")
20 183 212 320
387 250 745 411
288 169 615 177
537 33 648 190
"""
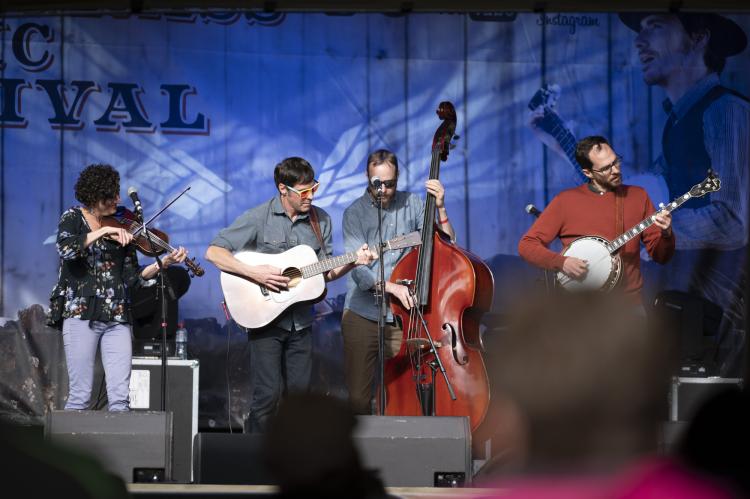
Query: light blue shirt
343 190 424 322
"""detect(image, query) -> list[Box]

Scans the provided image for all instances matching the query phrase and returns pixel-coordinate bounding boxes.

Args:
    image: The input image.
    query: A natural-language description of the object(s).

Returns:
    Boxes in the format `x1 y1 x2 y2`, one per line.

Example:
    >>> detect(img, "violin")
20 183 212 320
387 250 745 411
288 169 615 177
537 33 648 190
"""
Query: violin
101 206 205 277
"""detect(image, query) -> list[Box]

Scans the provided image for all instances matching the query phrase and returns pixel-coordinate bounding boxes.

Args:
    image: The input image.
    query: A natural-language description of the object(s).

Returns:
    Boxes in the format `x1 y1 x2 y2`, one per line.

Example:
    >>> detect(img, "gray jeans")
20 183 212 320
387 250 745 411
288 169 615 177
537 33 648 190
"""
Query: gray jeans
62 318 132 411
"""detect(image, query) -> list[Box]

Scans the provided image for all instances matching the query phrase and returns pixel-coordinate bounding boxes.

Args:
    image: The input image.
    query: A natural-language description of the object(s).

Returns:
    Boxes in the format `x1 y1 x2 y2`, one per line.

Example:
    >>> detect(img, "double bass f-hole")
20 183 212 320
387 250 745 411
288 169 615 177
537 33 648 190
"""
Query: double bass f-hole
444 323 467 365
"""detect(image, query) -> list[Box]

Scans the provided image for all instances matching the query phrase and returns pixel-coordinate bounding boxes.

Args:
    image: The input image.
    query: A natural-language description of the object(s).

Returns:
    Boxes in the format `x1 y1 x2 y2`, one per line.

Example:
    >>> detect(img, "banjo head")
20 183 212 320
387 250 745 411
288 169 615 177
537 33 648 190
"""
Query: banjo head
557 236 621 291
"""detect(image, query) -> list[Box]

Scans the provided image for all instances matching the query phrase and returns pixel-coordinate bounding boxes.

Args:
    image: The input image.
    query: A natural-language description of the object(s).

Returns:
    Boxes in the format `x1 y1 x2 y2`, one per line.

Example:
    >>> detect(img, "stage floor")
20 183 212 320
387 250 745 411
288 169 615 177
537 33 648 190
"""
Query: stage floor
128 483 499 498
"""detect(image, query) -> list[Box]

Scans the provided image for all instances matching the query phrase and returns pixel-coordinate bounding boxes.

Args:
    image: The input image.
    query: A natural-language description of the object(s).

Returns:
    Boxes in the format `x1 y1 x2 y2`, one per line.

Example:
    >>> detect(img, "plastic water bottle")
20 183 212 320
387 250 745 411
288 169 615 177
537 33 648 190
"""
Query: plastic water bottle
175 322 188 360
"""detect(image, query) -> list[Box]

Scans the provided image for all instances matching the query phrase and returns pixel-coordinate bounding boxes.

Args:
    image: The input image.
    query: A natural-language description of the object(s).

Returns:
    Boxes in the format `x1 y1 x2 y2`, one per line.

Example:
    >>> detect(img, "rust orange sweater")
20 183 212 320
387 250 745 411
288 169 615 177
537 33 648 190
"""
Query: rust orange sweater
518 184 675 301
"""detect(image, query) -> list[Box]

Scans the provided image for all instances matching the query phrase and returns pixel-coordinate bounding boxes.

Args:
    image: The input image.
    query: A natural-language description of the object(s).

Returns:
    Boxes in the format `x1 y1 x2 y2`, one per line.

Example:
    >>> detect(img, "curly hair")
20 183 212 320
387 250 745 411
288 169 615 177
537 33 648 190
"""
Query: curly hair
74 164 120 207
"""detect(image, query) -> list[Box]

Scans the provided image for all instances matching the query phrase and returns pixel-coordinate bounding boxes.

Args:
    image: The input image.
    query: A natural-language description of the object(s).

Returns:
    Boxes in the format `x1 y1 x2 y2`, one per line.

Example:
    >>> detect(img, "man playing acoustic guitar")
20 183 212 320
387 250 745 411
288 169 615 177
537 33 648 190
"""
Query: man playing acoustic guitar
518 136 675 308
205 157 374 433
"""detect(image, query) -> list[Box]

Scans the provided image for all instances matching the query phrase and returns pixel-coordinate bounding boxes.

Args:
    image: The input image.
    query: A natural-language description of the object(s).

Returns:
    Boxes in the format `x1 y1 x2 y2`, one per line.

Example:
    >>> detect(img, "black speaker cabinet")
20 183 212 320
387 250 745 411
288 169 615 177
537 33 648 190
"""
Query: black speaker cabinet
669 376 744 422
192 433 274 485
45 410 173 483
130 359 199 483
353 416 472 487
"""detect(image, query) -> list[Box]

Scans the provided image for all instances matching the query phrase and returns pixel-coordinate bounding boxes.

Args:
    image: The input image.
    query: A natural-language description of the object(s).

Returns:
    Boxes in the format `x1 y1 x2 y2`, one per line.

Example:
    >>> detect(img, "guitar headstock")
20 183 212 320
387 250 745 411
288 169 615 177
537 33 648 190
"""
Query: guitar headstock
689 170 722 199
433 101 457 162
385 231 422 251
528 83 561 113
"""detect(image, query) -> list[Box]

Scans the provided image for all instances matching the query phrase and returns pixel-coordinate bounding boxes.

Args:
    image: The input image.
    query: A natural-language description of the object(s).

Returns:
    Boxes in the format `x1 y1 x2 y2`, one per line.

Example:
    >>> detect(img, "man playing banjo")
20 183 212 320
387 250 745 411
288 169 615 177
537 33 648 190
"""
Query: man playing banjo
518 136 675 306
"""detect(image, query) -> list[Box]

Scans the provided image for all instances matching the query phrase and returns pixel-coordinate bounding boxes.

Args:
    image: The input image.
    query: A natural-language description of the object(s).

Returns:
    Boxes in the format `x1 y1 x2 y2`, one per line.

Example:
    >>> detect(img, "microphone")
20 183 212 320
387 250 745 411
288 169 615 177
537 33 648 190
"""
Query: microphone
525 204 542 218
128 186 143 217
370 176 387 197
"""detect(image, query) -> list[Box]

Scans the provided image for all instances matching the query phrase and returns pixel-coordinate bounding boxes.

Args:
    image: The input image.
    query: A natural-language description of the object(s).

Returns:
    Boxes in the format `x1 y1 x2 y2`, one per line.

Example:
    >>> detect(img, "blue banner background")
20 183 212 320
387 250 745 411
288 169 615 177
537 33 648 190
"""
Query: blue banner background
1 13 748 377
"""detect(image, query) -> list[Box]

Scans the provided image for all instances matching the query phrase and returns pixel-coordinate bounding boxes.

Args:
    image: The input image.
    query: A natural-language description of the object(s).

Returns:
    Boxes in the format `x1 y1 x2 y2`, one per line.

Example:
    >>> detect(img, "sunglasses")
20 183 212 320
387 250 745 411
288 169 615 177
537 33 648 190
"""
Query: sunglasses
371 178 397 189
285 181 320 199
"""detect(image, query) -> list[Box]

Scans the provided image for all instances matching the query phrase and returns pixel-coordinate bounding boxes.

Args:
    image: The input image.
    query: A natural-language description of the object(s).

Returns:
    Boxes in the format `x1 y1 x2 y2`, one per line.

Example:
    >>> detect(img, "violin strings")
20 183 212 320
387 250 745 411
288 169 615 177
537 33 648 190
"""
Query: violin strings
118 217 175 253
112 215 202 274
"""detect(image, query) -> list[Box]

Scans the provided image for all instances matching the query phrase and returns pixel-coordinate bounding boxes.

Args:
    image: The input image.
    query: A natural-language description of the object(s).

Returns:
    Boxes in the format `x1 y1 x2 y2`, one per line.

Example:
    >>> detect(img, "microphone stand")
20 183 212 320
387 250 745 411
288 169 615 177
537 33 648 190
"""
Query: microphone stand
403 285 456 415
526 205 551 294
134 187 190 411
375 186 387 415
145 227 175 412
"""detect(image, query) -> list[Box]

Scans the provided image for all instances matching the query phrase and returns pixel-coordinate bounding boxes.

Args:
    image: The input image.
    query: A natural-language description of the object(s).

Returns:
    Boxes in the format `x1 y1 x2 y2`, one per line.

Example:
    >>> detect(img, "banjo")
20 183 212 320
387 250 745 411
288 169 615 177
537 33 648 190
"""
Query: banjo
557 172 721 291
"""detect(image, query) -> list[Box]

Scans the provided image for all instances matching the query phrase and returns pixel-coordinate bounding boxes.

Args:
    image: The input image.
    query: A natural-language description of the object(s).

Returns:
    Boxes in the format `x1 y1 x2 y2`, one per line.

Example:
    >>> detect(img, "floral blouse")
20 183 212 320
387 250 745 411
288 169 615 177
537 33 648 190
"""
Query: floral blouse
47 207 153 328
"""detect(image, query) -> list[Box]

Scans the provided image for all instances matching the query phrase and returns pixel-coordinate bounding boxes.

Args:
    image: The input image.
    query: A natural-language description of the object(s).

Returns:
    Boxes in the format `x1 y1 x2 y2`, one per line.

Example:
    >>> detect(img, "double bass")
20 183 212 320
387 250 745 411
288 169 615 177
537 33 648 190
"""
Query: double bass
384 102 494 432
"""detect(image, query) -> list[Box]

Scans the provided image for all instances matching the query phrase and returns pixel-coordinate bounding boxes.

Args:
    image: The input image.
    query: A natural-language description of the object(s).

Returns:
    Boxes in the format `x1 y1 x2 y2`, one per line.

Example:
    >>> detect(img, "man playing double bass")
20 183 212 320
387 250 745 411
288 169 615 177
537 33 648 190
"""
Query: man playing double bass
341 149 455 415
518 136 675 308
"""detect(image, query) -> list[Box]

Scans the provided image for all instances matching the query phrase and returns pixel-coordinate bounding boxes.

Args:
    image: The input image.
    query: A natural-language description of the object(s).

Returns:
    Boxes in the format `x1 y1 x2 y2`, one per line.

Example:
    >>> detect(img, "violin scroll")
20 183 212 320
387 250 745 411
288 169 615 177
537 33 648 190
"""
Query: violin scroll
185 257 205 277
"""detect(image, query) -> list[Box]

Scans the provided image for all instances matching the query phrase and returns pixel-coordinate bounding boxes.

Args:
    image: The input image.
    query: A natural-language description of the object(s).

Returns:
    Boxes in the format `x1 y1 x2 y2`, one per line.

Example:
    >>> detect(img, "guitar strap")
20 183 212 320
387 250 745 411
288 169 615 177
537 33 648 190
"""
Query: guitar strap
308 206 325 250
615 186 624 238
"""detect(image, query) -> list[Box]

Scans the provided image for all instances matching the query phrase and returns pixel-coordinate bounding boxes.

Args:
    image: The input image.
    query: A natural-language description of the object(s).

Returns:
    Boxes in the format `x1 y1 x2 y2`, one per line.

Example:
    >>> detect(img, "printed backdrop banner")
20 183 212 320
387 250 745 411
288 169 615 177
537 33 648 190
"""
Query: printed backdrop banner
1 12 749 378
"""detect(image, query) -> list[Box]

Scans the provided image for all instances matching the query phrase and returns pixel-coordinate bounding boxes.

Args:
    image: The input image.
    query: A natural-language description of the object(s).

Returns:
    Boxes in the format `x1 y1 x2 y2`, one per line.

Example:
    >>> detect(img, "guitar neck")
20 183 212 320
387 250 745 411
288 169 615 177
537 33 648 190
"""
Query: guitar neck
607 193 692 253
541 112 587 182
301 252 357 278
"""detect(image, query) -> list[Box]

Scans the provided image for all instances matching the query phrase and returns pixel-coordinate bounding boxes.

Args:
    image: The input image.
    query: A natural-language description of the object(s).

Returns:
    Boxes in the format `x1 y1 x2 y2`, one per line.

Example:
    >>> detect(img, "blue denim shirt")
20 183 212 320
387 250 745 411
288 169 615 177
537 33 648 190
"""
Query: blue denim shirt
343 190 424 322
210 195 333 331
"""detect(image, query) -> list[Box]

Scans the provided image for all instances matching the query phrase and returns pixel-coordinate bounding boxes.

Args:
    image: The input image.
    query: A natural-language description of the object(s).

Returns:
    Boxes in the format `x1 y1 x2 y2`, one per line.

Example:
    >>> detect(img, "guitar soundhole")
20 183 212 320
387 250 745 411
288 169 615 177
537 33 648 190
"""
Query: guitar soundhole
283 267 303 288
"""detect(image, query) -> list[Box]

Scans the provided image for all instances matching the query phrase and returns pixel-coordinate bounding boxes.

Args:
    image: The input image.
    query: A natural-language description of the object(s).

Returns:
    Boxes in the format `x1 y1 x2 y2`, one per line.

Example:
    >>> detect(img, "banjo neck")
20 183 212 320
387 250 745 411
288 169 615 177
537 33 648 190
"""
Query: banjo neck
606 191 693 254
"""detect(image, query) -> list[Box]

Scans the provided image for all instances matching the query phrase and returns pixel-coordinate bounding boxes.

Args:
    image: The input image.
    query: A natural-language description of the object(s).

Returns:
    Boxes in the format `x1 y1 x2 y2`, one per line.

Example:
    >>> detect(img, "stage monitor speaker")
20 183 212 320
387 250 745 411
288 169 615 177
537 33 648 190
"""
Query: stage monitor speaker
45 410 173 483
670 376 744 422
353 416 472 487
130 359 199 483
192 433 275 485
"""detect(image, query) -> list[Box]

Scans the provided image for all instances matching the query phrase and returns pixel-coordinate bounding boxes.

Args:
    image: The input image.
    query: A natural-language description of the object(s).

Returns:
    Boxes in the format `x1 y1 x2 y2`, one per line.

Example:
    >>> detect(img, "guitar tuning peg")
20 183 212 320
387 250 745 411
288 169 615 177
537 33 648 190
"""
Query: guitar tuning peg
658 202 665 209
449 143 457 150
453 134 460 141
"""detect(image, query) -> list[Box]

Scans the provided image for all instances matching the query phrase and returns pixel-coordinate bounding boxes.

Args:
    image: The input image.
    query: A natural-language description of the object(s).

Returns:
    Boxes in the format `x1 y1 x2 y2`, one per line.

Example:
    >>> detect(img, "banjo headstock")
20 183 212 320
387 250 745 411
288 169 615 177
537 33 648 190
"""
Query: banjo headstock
689 170 722 199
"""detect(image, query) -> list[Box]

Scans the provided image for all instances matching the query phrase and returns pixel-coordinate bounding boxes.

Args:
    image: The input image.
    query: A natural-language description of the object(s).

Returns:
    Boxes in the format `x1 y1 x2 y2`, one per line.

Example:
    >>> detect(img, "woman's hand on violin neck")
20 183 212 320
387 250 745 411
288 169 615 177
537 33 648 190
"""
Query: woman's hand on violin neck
163 246 188 266
141 247 189 279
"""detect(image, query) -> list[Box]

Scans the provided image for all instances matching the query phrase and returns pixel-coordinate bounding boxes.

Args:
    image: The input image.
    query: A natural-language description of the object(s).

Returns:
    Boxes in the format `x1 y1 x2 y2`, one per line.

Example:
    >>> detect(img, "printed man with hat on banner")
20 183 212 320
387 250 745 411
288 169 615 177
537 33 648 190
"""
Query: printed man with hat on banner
619 13 750 376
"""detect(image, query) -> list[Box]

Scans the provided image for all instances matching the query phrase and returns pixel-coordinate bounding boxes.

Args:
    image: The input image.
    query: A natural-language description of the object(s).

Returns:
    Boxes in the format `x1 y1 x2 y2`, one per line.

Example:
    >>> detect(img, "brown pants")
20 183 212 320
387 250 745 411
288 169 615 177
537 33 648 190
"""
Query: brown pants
341 309 403 415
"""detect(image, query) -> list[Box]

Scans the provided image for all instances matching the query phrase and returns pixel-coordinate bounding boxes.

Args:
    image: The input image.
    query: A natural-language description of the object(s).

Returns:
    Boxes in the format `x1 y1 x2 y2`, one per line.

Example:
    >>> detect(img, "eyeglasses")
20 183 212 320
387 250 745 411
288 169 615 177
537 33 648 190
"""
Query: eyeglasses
371 178 397 189
285 181 320 199
591 155 623 174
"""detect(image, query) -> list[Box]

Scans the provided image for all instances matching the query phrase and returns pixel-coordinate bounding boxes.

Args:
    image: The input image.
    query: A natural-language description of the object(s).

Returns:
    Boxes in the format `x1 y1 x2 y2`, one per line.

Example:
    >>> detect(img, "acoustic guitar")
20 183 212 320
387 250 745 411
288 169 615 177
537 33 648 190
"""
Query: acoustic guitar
221 231 421 329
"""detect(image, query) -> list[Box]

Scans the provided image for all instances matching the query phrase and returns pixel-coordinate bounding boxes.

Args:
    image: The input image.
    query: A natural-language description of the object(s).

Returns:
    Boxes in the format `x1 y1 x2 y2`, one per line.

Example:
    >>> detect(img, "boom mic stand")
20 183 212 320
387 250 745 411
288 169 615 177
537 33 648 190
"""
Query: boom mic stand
133 187 191 411
375 185 387 415
400 283 456 415
525 204 551 293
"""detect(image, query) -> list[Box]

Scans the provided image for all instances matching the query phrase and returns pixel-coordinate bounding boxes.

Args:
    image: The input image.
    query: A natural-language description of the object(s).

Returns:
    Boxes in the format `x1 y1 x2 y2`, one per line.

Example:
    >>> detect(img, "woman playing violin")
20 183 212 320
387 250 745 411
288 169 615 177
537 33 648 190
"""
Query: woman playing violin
48 164 187 411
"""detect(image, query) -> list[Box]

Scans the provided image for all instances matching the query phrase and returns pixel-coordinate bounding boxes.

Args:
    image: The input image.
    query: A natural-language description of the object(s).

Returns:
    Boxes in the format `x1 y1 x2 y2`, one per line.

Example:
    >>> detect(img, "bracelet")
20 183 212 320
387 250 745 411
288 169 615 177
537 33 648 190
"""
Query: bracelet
438 217 449 225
